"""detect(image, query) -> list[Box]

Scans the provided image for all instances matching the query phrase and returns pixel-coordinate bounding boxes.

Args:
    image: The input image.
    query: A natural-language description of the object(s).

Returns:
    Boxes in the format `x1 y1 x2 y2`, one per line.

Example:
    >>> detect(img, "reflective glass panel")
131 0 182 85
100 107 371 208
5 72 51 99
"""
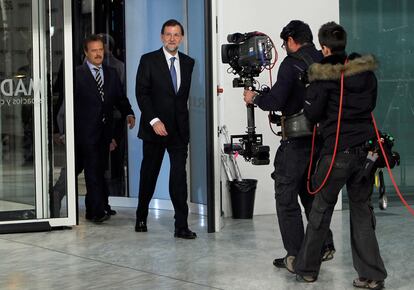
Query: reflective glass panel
0 0 35 220
340 0 414 206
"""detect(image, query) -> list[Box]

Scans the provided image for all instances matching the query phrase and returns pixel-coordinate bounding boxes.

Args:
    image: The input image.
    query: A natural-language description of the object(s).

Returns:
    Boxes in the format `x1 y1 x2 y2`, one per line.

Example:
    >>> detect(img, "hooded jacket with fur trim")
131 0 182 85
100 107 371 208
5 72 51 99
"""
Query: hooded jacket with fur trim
304 53 378 155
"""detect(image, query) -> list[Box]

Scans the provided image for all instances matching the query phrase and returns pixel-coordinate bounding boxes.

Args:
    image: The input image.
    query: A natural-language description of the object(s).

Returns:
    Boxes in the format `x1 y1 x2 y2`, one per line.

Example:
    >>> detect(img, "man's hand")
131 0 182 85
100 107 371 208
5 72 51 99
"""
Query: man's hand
152 120 168 136
127 115 136 129
109 138 118 151
243 89 257 105
53 133 65 145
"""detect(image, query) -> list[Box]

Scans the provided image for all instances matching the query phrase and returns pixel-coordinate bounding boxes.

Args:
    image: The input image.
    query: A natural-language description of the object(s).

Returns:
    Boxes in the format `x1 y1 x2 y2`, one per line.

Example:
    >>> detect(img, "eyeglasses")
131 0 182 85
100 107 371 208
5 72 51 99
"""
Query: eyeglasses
281 41 286 49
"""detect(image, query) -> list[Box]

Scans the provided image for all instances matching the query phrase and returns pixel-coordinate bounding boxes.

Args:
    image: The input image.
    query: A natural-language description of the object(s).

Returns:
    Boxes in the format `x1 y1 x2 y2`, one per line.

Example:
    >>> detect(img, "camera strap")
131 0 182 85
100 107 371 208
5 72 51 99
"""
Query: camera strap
279 48 316 140
289 47 316 68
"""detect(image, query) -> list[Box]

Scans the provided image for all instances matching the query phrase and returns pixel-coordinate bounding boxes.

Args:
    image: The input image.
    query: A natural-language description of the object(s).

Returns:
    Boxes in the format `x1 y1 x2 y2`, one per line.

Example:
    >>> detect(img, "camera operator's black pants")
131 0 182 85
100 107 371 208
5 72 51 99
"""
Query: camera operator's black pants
273 138 334 257
294 150 387 281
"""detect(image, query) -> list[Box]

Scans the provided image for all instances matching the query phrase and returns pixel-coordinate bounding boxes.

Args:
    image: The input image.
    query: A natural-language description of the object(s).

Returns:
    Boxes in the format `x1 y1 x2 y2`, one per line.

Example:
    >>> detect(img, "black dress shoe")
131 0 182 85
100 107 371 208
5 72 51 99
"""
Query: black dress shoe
106 209 117 215
135 221 147 232
92 213 110 223
174 228 197 239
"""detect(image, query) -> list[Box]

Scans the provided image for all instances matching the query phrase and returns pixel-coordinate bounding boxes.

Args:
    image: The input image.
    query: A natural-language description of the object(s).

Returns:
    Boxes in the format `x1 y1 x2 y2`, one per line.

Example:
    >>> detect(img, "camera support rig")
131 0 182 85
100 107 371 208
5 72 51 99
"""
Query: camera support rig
224 105 270 165
221 31 274 165
223 81 270 165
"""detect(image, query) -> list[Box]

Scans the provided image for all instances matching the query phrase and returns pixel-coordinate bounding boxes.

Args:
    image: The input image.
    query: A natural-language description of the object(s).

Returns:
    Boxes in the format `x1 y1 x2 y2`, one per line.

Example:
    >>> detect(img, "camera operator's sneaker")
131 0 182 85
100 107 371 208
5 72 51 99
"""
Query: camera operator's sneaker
353 278 384 289
296 274 317 283
284 255 295 273
272 256 295 273
321 245 336 262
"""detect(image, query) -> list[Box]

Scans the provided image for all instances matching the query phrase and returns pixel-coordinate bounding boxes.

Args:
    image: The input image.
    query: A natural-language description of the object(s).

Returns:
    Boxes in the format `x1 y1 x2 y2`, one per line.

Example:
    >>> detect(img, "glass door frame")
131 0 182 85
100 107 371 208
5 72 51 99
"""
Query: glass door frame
0 0 76 230
57 0 77 227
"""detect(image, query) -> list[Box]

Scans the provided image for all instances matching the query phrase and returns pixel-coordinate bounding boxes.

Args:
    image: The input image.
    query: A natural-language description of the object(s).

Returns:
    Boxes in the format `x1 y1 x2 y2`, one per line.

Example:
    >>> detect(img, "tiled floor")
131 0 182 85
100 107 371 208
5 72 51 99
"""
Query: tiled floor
0 205 413 289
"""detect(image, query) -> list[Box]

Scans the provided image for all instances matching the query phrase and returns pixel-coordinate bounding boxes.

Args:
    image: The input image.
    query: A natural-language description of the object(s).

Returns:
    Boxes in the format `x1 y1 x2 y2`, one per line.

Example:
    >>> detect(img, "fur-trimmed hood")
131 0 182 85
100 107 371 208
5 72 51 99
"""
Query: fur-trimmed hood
308 54 378 82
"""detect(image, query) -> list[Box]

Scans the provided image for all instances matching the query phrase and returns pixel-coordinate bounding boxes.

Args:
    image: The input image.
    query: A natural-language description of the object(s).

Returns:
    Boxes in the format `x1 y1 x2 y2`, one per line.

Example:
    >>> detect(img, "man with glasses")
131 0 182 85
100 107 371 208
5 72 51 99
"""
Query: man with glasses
243 20 335 271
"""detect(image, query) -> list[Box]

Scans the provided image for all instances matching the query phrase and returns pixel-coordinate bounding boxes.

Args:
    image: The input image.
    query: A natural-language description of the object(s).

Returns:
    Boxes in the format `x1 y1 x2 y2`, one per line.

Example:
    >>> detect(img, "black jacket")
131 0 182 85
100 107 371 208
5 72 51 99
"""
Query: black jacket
74 63 134 145
136 48 194 144
304 53 378 155
254 44 323 116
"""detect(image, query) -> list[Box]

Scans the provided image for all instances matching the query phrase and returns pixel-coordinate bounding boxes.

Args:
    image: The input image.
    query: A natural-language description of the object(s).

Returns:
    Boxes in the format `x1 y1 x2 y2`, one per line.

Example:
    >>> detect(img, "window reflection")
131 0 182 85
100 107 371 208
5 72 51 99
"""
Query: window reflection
340 0 414 206
0 1 35 220
0 0 68 220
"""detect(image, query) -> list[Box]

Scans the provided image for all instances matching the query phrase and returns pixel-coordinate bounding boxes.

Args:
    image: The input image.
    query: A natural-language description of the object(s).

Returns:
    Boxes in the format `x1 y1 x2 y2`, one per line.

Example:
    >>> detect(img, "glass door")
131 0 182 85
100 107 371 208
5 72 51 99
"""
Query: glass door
0 0 76 231
72 0 129 200
0 0 36 221
187 0 208 216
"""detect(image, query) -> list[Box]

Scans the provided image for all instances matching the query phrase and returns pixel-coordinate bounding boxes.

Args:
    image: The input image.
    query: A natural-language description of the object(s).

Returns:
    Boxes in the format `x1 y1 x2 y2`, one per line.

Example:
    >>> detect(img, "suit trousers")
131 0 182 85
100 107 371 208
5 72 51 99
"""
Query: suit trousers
294 150 387 281
136 140 189 229
76 141 108 218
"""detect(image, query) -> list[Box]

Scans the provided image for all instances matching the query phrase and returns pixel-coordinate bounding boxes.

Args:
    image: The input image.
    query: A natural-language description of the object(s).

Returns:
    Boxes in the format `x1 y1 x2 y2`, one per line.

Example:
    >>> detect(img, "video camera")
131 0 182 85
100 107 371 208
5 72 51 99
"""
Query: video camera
222 32 273 88
221 32 274 165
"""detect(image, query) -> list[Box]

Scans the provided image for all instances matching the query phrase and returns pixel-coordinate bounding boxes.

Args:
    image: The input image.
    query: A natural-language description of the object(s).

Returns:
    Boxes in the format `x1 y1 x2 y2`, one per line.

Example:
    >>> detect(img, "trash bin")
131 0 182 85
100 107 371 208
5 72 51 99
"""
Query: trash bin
228 179 257 219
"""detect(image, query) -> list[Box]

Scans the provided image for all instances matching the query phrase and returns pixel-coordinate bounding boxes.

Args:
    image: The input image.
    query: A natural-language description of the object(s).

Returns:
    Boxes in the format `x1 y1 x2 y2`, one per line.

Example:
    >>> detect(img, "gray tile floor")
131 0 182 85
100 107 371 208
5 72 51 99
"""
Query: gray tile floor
0 205 413 290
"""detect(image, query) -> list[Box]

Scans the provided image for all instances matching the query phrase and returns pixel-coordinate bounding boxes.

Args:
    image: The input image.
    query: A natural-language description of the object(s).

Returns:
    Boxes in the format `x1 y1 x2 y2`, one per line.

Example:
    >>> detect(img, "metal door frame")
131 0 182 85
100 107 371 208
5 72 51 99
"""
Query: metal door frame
0 0 76 231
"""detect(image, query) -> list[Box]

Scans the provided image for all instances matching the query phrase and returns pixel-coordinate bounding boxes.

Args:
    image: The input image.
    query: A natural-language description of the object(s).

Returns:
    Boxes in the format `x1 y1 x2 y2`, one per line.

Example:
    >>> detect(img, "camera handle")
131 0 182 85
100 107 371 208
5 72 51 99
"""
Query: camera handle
244 83 260 136
222 84 270 165
246 104 256 135
241 103 258 159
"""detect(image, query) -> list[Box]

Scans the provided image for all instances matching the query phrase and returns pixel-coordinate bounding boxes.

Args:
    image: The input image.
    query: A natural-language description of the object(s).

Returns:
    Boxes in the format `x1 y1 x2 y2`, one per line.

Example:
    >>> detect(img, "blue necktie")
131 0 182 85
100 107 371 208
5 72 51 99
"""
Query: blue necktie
169 57 177 93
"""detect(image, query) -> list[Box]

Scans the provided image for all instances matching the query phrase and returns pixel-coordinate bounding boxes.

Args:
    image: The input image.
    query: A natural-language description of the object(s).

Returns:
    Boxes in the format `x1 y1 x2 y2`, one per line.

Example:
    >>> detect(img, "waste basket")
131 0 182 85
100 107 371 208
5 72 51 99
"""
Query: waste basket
228 179 257 219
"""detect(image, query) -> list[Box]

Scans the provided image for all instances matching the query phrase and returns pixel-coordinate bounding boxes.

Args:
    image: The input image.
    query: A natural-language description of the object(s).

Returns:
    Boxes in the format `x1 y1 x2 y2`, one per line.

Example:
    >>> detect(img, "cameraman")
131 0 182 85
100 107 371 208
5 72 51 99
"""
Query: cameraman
293 22 387 288
243 20 334 271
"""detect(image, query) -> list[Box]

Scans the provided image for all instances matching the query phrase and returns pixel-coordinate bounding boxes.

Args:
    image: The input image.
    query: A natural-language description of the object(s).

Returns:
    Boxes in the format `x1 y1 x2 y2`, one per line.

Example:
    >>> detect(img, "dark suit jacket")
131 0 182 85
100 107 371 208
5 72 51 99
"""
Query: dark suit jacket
74 63 134 145
136 48 195 144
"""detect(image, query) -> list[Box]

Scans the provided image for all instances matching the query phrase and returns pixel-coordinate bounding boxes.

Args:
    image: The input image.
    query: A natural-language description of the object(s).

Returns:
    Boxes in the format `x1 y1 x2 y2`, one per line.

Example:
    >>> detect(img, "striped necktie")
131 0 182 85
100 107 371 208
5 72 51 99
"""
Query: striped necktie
93 67 104 102
169 57 177 93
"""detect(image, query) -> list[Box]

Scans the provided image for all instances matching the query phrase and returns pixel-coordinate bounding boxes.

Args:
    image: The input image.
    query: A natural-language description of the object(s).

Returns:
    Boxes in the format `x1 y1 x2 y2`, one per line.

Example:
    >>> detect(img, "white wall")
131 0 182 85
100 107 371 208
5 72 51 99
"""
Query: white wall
217 0 340 216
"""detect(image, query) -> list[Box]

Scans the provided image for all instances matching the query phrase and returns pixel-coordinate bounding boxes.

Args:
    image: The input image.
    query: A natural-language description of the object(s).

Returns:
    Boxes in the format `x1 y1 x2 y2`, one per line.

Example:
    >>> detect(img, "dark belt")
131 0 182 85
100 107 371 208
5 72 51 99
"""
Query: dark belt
343 144 367 154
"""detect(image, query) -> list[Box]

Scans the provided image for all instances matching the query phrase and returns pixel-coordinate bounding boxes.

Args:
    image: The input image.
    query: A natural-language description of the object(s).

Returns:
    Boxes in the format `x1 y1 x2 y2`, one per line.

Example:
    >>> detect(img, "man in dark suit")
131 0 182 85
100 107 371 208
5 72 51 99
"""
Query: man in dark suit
135 19 196 239
74 34 135 223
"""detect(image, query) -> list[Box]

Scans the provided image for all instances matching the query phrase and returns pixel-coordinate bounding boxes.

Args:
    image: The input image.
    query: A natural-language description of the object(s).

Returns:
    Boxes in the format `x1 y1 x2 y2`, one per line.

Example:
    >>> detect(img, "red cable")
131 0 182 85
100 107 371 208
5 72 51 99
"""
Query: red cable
306 61 414 215
307 69 345 195
269 69 273 87
371 113 414 216
267 50 277 134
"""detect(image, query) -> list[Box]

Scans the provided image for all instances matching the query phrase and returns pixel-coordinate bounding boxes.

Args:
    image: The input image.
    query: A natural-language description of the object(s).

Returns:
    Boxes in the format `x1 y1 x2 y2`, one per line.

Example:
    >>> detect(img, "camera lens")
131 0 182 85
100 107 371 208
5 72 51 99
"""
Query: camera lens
221 44 238 64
